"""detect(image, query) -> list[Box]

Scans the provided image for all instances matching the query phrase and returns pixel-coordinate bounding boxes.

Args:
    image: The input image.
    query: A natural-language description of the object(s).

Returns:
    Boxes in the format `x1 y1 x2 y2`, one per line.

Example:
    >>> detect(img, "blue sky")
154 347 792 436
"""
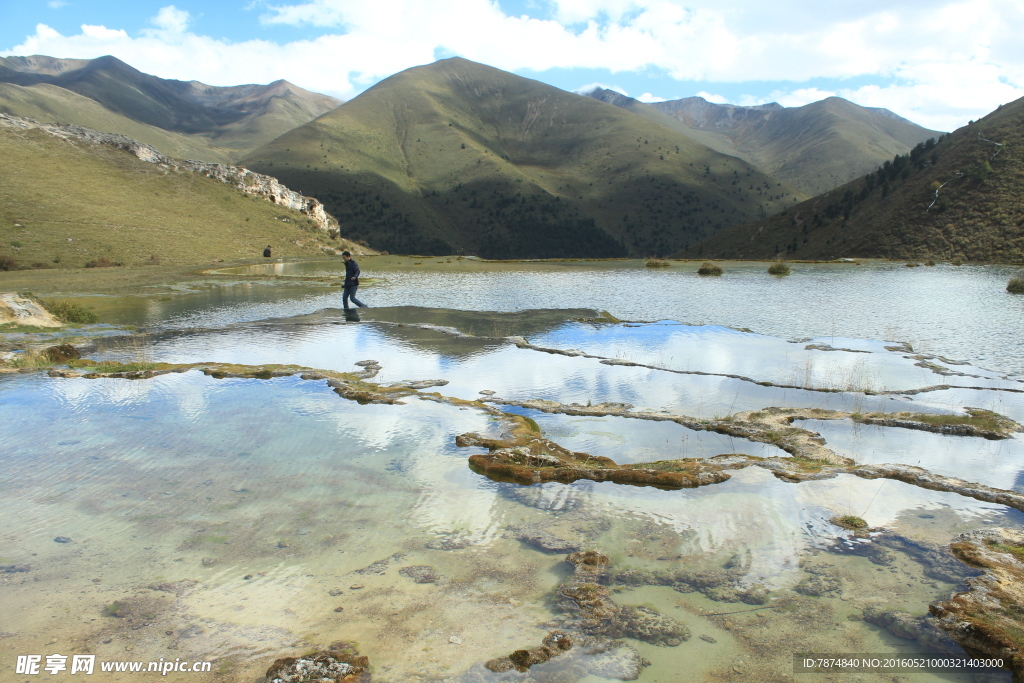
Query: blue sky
4 0 1024 131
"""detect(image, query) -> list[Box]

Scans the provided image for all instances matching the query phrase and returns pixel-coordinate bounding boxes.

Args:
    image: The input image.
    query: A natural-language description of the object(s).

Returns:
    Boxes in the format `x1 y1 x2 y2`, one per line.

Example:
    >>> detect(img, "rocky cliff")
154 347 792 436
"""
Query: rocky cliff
0 113 342 238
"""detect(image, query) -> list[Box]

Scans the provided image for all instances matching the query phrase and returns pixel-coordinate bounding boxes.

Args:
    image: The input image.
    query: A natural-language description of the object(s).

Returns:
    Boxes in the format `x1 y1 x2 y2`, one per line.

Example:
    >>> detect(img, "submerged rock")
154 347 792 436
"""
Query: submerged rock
508 523 583 553
794 571 843 597
472 633 647 682
862 607 959 654
397 565 440 584
485 630 573 673
354 552 405 575
579 637 651 681
148 580 199 597
930 527 1024 680
613 561 764 605
559 551 690 647
601 605 690 646
424 537 470 551
265 649 370 683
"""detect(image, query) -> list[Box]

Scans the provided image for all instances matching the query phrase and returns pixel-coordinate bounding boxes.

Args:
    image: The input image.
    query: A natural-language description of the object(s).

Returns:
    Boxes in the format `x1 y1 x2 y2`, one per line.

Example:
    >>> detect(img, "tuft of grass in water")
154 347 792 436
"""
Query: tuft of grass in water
832 515 868 530
905 262 920 267
906 410 1007 433
42 299 98 324
697 261 723 276
645 258 670 267
924 259 936 266
103 601 126 618
7 349 55 369
1007 271 1024 294
68 359 157 373
951 258 964 266
767 260 791 275
788 455 824 471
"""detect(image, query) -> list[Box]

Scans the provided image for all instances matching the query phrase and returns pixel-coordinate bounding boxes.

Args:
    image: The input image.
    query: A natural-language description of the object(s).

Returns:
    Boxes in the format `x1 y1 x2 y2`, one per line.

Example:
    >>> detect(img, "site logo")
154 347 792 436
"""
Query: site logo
15 654 213 675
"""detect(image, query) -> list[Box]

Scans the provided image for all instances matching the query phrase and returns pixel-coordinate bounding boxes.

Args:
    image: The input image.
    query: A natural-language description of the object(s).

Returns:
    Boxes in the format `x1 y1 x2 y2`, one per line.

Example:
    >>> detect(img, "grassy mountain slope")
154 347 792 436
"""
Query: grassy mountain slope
0 82 235 163
586 90 941 196
242 58 806 258
0 125 345 269
677 96 1024 262
0 55 341 159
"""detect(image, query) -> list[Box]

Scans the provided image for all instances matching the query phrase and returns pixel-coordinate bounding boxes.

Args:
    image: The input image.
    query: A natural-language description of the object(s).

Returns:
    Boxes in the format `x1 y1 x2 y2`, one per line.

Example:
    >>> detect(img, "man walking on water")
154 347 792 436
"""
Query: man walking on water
342 251 368 310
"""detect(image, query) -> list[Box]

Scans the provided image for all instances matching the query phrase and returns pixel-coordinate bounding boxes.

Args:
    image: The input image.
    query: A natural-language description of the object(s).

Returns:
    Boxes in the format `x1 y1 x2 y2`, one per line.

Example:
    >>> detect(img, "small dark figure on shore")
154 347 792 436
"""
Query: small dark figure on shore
263 245 272 258
342 251 368 310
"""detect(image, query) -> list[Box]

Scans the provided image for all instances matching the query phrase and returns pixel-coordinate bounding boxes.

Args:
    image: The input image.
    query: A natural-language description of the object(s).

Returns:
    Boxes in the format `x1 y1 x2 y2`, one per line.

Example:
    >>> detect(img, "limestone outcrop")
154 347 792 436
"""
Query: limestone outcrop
0 293 62 327
0 114 346 241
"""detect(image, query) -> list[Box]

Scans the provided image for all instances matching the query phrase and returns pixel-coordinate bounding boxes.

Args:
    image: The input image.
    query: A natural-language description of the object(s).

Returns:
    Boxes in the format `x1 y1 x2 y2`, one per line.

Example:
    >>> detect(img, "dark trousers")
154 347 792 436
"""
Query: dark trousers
343 286 367 309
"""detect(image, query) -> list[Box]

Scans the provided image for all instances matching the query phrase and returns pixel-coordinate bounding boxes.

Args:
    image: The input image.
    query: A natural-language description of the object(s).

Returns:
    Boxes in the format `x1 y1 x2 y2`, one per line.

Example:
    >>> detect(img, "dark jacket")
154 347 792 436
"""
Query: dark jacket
344 258 360 287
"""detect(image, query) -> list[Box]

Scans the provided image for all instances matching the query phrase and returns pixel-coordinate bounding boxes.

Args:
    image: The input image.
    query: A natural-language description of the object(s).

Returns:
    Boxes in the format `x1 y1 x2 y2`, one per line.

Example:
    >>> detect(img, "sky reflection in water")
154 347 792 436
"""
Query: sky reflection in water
4 266 1024 681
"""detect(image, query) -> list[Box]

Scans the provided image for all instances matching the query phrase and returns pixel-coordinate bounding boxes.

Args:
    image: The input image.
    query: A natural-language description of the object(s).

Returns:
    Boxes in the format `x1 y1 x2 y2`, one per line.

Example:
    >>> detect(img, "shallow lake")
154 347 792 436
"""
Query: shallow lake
2 260 1023 682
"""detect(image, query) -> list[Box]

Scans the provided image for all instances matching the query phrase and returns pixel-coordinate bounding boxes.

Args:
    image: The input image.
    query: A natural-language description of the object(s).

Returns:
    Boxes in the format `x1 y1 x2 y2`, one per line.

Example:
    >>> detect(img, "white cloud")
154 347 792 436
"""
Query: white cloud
48 0 68 8
3 0 1024 127
636 92 665 102
79 24 129 41
150 6 190 34
575 82 628 95
695 91 728 104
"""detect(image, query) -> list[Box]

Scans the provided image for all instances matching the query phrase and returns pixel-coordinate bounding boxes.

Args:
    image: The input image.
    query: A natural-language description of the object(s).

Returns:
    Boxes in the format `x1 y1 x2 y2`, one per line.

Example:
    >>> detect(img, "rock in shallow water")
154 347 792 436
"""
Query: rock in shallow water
930 527 1024 680
398 565 441 583
44 344 81 362
265 649 370 683
508 523 583 553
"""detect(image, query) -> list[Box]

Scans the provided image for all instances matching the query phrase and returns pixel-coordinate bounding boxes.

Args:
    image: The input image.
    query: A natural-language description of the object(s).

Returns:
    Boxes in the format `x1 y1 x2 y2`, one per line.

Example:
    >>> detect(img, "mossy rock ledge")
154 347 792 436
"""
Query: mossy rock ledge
930 527 1024 681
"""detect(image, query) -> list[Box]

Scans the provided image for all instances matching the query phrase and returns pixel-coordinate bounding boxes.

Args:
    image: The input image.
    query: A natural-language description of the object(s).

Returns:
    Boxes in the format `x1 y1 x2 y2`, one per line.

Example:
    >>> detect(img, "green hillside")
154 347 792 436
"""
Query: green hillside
677 96 1024 262
588 89 941 196
0 55 341 160
0 82 236 163
0 124 345 269
242 58 806 258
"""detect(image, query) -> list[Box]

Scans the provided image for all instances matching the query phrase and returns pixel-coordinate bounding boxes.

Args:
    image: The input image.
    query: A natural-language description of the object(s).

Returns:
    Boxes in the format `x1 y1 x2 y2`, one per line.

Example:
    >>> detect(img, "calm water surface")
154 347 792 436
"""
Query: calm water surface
3 261 1023 682
81 259 1024 377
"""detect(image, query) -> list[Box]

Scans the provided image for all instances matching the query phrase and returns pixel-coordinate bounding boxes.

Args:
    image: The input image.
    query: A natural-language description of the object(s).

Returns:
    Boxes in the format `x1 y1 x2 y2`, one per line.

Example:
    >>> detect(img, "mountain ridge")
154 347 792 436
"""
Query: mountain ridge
0 55 342 159
242 57 806 258
584 89 941 196
675 95 1024 262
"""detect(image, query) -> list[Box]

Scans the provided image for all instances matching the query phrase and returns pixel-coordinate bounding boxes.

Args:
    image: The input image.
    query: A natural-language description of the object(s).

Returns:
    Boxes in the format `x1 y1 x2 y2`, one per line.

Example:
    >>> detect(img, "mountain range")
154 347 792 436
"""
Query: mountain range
0 55 340 162
584 89 941 196
240 57 808 258
678 95 1024 262
6 53 1017 264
